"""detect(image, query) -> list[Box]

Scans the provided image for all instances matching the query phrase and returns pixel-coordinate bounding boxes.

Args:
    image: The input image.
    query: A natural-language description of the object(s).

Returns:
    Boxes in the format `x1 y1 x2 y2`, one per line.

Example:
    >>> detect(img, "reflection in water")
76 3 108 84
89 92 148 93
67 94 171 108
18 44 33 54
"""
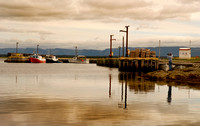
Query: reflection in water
16 75 18 84
0 98 136 126
167 86 172 104
117 73 128 109
119 72 155 94
124 79 128 109
121 80 123 102
118 72 154 109
1 63 200 126
109 74 111 98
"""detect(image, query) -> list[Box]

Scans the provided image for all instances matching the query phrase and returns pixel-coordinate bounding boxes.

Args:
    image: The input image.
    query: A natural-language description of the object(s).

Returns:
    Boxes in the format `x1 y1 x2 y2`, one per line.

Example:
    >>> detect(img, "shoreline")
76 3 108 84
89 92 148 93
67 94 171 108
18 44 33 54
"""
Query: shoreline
144 67 200 84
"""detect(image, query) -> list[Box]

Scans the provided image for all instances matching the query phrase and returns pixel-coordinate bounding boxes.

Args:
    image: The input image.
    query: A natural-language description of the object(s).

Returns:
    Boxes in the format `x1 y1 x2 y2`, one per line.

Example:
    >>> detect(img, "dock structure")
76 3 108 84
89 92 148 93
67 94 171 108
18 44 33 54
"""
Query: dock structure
119 57 159 71
97 57 159 72
97 58 119 68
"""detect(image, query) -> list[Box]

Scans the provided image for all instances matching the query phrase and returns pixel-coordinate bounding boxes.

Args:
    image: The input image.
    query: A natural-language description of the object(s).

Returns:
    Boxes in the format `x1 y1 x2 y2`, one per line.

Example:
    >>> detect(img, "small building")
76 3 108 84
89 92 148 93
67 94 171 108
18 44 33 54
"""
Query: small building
179 48 191 59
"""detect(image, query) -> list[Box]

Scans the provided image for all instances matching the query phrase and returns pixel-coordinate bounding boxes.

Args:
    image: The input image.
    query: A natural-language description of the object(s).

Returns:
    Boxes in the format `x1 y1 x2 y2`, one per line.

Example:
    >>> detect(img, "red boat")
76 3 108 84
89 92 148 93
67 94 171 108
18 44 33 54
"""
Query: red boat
29 55 46 63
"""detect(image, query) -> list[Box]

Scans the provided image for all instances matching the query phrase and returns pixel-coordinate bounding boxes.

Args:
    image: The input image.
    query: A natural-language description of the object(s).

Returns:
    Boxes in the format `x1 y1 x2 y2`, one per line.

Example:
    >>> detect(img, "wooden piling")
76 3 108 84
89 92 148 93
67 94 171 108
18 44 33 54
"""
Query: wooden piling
97 57 159 72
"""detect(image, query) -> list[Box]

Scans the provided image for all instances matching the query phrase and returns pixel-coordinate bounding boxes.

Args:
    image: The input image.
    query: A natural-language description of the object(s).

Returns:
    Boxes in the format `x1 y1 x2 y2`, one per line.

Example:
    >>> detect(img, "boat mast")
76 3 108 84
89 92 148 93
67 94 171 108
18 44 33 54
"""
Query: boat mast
16 42 19 53
75 46 78 57
37 44 39 55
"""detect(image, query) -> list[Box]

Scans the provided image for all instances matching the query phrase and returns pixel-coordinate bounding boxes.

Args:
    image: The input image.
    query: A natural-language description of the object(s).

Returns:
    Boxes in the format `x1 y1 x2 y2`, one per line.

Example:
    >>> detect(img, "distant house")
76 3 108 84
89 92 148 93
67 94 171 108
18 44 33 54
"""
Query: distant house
179 48 191 59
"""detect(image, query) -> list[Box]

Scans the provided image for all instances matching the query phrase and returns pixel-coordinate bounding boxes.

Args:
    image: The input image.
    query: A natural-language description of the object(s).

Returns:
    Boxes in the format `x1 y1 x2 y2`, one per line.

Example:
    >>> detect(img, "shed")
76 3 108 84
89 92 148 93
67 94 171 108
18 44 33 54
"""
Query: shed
179 48 191 59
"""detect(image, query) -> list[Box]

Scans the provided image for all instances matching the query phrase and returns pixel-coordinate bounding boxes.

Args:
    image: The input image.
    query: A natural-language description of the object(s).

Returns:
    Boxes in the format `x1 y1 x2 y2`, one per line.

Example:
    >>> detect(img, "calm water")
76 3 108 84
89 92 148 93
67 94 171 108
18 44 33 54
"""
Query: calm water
0 59 200 126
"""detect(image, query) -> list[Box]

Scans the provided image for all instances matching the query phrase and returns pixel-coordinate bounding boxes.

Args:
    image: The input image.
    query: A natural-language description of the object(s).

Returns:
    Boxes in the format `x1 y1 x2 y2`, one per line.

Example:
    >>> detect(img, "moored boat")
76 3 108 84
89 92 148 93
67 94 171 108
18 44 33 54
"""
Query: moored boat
68 55 89 64
45 55 61 63
29 54 46 63
4 53 29 63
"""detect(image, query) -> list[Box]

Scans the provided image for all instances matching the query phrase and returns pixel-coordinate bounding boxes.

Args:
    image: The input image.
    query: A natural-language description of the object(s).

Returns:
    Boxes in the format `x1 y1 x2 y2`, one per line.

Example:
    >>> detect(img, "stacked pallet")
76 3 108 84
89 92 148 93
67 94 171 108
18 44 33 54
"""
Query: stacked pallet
140 49 146 58
145 49 150 58
129 48 140 58
150 51 156 58
129 48 156 58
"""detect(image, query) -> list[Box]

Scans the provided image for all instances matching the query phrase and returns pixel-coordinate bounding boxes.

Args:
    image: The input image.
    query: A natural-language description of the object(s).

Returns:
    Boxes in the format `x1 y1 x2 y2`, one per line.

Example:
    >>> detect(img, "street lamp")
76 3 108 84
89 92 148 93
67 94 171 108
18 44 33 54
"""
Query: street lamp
120 25 129 57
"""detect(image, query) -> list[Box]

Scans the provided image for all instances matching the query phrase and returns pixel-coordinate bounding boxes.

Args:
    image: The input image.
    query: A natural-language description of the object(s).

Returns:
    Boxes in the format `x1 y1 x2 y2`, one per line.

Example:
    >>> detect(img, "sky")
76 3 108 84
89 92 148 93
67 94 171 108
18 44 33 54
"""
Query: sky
0 0 200 50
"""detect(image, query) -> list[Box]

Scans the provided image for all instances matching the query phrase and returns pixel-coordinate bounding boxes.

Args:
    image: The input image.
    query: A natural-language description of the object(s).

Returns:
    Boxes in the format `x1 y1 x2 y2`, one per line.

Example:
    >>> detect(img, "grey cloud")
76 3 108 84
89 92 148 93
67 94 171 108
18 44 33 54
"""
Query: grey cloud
0 0 73 21
80 0 200 21
0 0 200 22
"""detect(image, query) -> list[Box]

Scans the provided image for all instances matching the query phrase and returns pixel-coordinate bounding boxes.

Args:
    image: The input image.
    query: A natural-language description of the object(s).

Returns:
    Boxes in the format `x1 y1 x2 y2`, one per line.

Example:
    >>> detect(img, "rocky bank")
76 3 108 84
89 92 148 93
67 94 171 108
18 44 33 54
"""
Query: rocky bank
145 67 200 84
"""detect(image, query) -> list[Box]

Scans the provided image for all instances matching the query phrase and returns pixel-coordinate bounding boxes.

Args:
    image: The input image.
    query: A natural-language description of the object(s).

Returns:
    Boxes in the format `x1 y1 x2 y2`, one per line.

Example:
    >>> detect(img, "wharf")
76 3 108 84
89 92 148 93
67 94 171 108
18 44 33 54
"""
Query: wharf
97 57 159 71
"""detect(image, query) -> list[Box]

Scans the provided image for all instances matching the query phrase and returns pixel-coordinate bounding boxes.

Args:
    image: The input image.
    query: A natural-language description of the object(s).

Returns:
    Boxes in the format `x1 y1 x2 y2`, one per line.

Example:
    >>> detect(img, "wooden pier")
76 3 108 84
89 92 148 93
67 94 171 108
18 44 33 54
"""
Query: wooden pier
119 57 159 71
97 58 119 68
97 57 159 72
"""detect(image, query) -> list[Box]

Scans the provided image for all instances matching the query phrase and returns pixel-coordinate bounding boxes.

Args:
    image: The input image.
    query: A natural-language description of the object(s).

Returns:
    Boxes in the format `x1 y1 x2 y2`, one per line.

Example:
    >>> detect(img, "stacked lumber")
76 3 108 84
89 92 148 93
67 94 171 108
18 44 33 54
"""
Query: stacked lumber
150 51 156 58
129 48 156 58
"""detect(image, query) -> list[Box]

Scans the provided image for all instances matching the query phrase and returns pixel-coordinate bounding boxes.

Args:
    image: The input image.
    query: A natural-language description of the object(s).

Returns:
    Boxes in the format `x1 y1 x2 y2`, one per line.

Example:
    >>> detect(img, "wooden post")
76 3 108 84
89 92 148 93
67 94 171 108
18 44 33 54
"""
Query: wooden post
135 60 139 69
141 60 144 69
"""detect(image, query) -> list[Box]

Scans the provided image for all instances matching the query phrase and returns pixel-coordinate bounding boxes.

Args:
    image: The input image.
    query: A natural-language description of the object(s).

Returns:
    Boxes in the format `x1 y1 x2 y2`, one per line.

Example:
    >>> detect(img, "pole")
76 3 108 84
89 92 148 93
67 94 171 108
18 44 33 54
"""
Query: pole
75 46 78 57
118 46 121 58
190 40 191 48
16 42 19 53
120 26 129 57
110 35 116 58
110 35 112 58
159 40 161 59
125 26 129 57
122 36 124 57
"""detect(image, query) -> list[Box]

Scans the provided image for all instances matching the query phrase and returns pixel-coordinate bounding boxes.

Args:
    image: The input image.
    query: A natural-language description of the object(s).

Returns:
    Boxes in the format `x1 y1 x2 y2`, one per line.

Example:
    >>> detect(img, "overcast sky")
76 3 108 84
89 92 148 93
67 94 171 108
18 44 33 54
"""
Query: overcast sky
0 0 200 49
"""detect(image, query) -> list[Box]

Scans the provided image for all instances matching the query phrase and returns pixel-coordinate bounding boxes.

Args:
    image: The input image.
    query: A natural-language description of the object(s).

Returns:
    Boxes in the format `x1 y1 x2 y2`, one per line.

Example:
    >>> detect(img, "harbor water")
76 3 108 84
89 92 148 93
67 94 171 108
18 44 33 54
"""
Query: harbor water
0 58 200 126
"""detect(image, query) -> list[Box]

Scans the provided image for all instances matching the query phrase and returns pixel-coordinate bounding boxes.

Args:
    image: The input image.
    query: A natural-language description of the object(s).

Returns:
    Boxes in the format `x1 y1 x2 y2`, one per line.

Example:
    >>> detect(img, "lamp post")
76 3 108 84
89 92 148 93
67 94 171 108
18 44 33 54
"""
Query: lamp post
110 35 116 58
120 26 129 57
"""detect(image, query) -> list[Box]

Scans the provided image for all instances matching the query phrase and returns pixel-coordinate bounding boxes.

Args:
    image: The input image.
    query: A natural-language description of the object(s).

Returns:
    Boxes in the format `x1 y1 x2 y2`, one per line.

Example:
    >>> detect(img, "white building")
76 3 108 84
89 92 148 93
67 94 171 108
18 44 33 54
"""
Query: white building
179 48 191 59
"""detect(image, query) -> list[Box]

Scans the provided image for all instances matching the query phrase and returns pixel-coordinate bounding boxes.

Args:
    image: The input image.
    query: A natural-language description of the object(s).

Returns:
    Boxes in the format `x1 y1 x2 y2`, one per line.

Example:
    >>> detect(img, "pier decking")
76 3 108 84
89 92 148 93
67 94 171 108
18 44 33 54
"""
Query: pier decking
97 57 159 71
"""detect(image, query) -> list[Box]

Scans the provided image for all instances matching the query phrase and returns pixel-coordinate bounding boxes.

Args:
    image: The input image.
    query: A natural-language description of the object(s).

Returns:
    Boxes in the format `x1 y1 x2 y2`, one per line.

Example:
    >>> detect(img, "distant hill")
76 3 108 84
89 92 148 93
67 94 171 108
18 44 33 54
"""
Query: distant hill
0 47 199 57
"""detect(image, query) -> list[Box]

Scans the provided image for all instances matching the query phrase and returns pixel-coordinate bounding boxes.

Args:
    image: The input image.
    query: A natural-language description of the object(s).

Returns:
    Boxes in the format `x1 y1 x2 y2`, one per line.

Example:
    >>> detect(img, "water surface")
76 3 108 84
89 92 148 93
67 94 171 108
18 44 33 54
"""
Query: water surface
0 61 200 126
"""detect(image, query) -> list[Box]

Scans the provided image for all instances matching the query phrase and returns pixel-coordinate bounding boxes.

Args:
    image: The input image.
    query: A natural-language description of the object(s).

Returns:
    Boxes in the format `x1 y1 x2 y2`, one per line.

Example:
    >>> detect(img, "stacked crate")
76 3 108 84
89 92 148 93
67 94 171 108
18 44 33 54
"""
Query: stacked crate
135 48 140 58
140 48 146 58
130 50 135 57
145 49 151 58
150 51 156 58
129 48 156 58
